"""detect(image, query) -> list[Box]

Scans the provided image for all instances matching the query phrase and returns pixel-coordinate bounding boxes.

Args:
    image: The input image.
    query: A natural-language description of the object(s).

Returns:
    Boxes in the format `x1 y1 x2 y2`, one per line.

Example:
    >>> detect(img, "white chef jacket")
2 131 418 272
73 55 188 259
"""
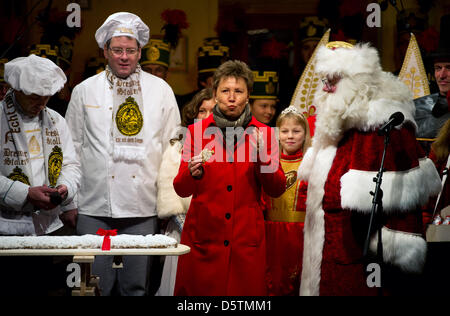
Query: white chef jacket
65 71 181 218
0 103 81 235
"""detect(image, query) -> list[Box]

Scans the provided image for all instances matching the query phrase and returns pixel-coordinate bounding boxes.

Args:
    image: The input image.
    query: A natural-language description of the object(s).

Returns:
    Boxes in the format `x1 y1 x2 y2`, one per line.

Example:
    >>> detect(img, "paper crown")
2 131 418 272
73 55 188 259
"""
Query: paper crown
0 58 7 83
290 29 330 117
29 44 59 64
399 33 430 99
141 38 171 68
299 16 329 43
250 70 279 100
198 37 230 73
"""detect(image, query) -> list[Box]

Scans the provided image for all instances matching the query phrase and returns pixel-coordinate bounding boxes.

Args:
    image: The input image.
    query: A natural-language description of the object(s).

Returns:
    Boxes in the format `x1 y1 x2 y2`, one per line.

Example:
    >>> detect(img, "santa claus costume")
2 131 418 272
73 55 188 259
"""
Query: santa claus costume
298 42 442 296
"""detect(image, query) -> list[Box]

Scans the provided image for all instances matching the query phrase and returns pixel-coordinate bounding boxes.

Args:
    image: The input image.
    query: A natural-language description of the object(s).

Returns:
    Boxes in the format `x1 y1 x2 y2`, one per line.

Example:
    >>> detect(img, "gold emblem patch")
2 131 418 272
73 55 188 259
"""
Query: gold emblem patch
8 167 30 185
48 146 63 187
265 82 275 95
115 97 144 136
149 47 160 62
285 170 297 190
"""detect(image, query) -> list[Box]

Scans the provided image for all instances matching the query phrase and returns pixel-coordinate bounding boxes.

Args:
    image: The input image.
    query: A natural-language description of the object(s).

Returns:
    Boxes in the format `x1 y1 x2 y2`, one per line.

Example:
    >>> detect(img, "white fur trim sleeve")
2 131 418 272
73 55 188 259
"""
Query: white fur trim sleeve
156 143 191 219
340 158 442 213
370 227 427 273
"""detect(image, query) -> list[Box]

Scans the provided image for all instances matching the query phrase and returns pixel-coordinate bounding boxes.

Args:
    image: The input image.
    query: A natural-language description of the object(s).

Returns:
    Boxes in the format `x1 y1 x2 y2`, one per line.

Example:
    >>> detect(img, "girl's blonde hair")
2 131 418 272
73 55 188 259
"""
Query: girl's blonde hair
276 107 312 153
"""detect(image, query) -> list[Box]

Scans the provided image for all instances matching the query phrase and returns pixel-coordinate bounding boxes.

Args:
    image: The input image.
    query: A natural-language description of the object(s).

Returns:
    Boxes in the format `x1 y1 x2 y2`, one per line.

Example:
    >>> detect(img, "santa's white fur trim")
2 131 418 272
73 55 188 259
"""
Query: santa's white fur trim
340 158 442 213
299 145 337 296
348 97 417 133
315 43 382 78
297 147 315 182
370 227 427 273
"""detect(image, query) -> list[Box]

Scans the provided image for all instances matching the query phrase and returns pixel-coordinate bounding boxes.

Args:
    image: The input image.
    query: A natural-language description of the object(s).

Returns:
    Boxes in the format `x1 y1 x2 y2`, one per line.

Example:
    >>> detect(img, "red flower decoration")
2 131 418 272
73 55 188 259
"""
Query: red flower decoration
161 9 189 29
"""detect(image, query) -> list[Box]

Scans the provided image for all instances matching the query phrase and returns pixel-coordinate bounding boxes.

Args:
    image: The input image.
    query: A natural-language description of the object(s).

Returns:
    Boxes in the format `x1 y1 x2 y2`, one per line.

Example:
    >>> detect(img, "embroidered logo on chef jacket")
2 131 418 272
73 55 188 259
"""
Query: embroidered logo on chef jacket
115 97 143 136
48 146 63 187
8 166 30 185
28 135 41 156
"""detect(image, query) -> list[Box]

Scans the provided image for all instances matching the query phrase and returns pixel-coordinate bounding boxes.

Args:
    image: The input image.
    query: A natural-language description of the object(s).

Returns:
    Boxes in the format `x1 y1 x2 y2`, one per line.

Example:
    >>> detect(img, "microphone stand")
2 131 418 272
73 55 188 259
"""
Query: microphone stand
362 126 393 296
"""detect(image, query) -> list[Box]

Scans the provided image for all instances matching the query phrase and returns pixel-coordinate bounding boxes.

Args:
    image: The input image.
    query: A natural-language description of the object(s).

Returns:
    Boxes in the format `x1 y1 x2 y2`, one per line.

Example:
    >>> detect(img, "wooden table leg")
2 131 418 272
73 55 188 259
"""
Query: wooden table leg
71 255 99 296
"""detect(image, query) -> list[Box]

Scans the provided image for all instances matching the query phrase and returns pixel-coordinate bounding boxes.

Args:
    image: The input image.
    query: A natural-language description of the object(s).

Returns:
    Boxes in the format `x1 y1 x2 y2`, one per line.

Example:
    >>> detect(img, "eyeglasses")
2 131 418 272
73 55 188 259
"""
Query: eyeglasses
109 47 139 56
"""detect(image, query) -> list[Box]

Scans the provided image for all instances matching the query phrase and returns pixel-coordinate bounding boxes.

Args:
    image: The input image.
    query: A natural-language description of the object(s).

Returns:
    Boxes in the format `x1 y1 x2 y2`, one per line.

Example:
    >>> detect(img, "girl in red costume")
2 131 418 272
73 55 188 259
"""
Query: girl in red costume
265 106 311 295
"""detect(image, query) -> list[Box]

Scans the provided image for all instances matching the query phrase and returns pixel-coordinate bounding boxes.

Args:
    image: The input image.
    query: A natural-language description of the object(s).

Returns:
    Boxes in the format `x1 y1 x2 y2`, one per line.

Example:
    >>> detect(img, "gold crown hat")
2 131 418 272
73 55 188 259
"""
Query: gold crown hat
250 71 279 100
290 28 330 117
141 38 171 68
399 33 430 99
29 44 59 64
198 37 230 74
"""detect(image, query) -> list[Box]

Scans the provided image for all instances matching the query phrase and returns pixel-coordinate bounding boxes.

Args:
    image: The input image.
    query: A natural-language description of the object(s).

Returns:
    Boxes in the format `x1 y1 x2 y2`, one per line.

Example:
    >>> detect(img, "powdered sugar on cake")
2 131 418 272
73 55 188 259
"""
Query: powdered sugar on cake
0 234 177 249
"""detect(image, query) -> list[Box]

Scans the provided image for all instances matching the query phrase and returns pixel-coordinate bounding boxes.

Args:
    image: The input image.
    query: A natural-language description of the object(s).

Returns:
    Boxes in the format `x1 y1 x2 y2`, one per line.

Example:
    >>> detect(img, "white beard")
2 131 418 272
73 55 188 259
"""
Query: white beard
313 75 374 148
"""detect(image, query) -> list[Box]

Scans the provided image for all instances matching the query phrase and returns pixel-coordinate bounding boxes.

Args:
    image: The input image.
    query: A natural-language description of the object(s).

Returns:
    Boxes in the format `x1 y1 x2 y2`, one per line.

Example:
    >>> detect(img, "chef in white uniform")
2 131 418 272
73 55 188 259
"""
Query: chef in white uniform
0 54 80 236
65 12 181 296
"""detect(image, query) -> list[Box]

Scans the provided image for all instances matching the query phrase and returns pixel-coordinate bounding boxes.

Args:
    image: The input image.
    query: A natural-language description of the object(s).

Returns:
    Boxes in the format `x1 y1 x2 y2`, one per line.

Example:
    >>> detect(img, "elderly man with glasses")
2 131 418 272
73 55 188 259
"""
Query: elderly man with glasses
65 12 181 296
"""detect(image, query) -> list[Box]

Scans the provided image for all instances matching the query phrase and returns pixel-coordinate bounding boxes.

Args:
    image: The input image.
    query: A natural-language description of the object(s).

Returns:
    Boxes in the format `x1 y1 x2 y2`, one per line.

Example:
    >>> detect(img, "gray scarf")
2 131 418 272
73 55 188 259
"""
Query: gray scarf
212 103 252 129
212 104 253 154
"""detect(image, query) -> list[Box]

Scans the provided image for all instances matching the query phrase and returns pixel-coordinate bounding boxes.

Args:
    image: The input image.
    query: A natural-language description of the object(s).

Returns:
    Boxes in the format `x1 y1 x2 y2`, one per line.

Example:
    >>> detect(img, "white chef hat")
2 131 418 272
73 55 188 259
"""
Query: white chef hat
95 12 150 48
4 54 67 96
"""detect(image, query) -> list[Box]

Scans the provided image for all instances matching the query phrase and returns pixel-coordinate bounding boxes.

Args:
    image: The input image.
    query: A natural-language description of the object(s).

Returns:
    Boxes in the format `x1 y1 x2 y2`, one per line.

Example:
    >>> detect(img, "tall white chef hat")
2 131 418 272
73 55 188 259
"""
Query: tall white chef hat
4 54 67 96
95 12 150 48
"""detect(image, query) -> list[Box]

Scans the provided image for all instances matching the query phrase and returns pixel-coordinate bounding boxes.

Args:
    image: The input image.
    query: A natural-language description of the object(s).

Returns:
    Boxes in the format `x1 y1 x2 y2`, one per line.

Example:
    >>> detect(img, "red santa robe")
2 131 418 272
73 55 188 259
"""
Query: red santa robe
298 98 442 296
173 115 286 296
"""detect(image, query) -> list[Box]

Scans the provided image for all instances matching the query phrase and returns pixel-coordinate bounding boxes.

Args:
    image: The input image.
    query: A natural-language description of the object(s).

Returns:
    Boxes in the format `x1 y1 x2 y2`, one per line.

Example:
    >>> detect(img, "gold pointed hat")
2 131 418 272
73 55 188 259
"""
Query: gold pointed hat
290 29 330 117
399 33 430 99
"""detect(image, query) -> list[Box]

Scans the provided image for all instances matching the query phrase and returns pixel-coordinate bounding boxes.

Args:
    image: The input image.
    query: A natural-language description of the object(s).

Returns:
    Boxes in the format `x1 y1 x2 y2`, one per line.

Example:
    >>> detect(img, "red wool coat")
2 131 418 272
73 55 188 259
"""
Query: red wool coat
173 115 286 296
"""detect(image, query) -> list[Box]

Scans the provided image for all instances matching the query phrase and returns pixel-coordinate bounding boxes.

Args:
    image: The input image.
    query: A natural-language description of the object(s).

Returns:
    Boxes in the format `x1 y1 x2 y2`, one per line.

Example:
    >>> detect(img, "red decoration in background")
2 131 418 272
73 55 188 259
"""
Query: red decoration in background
261 37 288 59
96 228 118 251
333 30 348 42
339 0 367 17
416 27 439 53
161 9 189 29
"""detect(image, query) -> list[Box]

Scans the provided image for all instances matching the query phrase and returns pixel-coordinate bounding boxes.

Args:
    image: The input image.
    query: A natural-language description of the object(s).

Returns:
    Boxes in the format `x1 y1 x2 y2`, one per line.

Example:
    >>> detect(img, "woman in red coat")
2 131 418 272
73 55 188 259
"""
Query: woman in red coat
173 60 286 296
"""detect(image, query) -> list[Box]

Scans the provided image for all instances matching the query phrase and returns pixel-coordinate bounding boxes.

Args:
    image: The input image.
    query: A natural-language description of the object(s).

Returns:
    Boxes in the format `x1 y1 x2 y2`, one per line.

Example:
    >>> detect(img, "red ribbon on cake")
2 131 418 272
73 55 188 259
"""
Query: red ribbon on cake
96 229 118 251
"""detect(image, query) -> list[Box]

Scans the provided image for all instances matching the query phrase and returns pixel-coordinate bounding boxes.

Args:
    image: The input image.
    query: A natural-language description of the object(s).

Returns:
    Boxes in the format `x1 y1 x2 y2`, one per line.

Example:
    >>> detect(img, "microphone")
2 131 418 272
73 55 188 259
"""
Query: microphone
378 112 404 136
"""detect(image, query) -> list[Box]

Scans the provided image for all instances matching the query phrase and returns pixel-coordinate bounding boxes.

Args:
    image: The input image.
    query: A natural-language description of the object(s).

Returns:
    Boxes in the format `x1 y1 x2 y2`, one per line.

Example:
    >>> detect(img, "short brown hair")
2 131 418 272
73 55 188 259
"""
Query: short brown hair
213 60 254 94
